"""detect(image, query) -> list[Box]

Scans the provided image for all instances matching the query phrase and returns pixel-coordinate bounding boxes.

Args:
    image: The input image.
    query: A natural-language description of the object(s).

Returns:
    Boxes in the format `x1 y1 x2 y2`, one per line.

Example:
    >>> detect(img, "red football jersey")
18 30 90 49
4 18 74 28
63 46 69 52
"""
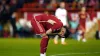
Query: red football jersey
79 12 87 29
31 14 63 34
34 14 62 23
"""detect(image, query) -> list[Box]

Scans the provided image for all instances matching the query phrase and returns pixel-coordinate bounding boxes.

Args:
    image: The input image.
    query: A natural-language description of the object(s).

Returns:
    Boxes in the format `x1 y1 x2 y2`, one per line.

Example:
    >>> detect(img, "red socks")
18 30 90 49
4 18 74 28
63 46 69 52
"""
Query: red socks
40 36 49 54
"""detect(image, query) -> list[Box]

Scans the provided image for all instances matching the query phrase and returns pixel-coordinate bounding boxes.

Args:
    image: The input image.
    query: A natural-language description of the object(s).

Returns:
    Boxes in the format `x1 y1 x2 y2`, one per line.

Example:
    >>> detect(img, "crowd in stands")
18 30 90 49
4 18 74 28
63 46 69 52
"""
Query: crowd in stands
0 0 24 37
24 0 100 9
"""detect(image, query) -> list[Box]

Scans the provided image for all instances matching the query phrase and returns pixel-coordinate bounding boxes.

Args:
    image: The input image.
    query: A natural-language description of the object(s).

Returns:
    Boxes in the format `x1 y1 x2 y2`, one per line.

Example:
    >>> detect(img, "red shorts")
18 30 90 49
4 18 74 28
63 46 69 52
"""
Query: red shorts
31 18 63 34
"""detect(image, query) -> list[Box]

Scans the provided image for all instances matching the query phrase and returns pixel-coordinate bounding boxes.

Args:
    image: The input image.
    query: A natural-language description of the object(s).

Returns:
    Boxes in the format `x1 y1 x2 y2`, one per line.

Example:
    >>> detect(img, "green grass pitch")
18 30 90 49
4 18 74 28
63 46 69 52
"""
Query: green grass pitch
0 38 100 56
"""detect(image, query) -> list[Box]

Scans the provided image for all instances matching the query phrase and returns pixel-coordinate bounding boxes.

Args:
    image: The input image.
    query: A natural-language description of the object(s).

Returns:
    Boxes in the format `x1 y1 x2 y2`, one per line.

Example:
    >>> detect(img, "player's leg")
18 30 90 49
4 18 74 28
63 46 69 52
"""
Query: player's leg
30 19 49 56
54 29 60 44
81 32 86 42
40 28 53 56
40 20 63 56
77 30 86 42
54 26 66 45
82 24 86 42
54 35 59 44
77 30 82 41
59 27 66 45
78 22 86 42
40 33 49 56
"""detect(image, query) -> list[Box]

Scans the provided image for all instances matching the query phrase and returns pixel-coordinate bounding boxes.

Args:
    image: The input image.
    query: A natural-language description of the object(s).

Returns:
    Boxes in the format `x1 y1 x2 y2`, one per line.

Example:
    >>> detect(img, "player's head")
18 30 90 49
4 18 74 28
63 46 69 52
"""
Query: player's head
81 7 86 12
60 2 65 8
44 11 49 14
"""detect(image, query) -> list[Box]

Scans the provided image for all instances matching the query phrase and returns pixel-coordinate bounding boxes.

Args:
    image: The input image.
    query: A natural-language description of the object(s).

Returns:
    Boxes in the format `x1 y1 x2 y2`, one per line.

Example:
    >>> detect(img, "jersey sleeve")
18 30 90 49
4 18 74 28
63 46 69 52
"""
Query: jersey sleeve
34 15 43 21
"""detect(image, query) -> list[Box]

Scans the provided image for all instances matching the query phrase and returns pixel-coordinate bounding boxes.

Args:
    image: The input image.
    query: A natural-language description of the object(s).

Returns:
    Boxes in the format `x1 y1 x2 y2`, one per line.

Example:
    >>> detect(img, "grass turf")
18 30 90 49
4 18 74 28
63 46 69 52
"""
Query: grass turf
0 38 100 56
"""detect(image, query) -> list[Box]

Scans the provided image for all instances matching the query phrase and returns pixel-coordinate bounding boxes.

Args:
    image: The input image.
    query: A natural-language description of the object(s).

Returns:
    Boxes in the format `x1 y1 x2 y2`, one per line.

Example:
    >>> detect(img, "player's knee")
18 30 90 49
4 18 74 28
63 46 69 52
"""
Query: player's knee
41 33 48 38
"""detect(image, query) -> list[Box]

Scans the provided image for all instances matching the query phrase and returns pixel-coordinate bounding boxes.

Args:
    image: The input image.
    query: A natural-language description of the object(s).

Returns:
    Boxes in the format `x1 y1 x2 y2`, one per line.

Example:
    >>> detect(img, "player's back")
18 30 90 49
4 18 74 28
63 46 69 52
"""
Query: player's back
41 14 62 23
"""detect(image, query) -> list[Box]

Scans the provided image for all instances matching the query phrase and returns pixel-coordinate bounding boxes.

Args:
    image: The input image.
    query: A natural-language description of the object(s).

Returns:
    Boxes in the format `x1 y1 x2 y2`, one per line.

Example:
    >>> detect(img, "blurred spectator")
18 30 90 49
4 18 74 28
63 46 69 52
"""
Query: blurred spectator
17 0 24 8
95 0 99 9
0 0 18 37
24 0 33 3
16 18 33 37
43 0 50 3
46 0 57 9
0 3 1 11
9 0 18 37
95 11 100 39
3 22 10 38
0 0 10 25
56 0 62 3
0 3 11 37
88 0 96 8
65 0 74 3
78 0 85 8
39 0 44 5
38 0 50 8
88 9 97 26
98 0 100 8
38 0 50 4
72 1 77 9
97 12 100 34
69 13 79 39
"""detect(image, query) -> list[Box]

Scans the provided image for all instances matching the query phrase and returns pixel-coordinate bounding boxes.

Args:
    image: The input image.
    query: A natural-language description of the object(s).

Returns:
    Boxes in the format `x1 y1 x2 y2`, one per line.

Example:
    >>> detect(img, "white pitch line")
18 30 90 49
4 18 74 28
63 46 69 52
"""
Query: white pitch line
49 52 100 56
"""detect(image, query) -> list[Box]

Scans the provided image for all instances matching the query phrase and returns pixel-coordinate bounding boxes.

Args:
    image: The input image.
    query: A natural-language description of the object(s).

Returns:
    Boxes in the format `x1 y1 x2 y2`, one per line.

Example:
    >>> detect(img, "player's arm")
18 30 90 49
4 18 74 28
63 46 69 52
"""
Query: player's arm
39 19 56 25
47 19 56 25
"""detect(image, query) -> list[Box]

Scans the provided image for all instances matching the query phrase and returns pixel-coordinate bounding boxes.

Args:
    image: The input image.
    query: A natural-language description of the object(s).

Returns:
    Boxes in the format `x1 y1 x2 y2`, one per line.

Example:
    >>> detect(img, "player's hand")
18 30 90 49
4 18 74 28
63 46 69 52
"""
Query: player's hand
47 19 56 25
46 28 52 34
